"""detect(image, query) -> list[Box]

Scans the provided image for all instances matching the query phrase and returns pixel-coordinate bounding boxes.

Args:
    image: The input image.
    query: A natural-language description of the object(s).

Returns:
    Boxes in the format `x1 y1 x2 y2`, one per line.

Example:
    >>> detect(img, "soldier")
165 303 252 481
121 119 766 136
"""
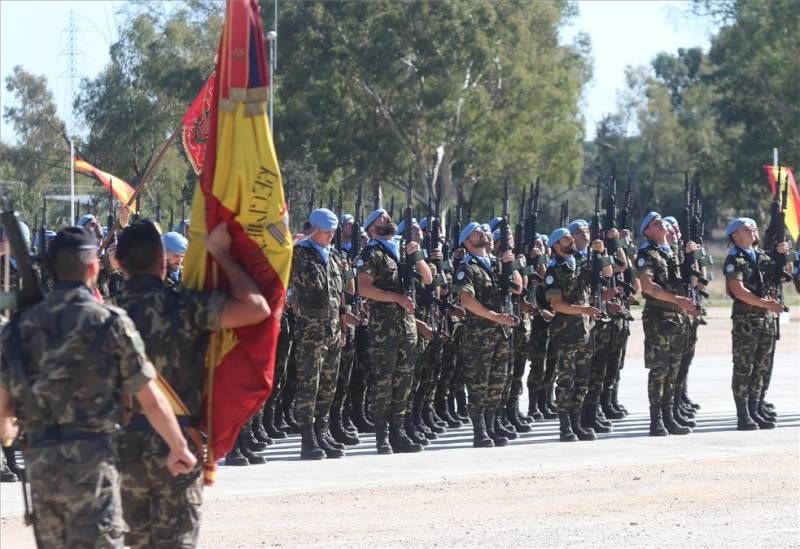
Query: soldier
114 219 271 546
722 217 788 430
544 228 607 442
636 212 699 437
162 231 188 289
453 222 519 448
291 208 357 460
357 208 432 454
0 227 195 548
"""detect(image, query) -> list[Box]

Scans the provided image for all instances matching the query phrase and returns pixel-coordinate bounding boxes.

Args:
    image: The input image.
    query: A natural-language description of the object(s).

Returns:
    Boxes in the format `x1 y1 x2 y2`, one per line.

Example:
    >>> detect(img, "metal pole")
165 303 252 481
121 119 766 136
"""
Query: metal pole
268 36 275 131
773 147 778 168
70 138 75 224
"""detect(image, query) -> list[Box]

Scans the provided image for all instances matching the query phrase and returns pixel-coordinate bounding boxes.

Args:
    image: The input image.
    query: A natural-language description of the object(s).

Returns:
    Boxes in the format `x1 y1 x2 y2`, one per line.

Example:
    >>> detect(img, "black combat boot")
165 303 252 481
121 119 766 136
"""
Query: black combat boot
374 421 392 455
471 414 494 448
454 390 470 422
351 391 375 433
422 404 446 434
678 399 696 419
495 411 518 440
263 400 287 439
484 411 508 447
601 391 624 420
300 424 326 460
342 400 359 435
611 387 628 416
558 412 578 442
736 400 758 431
330 409 360 446
224 444 249 466
649 405 668 436
527 389 544 421
594 402 613 429
430 404 449 429
241 420 268 452
672 402 697 429
389 417 424 453
759 399 777 420
661 405 691 435
314 418 345 458
238 429 266 464
283 405 300 434
570 410 597 441
412 404 437 440
404 414 430 446
435 391 462 428
538 389 557 420
507 400 532 432
748 399 776 429
681 387 700 411
586 402 611 434
252 407 274 445
0 468 17 482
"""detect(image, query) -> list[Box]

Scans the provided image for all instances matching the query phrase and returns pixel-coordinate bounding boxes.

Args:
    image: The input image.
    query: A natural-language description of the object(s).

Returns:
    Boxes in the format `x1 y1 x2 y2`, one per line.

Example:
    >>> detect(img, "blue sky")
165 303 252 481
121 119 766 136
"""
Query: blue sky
0 0 715 144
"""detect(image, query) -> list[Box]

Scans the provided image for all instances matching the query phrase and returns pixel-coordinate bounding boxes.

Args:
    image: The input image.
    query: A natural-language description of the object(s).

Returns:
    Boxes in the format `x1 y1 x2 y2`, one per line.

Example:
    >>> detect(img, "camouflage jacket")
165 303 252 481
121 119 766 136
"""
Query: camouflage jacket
636 241 686 311
454 253 506 332
723 246 775 317
165 266 183 289
290 243 344 323
114 274 225 419
357 242 405 314
0 283 156 433
544 255 593 337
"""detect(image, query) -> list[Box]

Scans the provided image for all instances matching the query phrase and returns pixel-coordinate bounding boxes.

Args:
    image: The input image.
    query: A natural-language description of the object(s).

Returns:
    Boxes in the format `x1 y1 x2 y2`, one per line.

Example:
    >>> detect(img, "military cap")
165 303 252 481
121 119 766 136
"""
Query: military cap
341 213 354 224
567 219 588 233
640 211 662 235
396 217 418 234
163 231 189 254
76 214 98 228
116 220 162 261
663 216 678 228
547 227 571 248
364 208 387 230
48 227 97 262
726 217 757 237
459 222 482 246
309 208 338 231
488 217 503 231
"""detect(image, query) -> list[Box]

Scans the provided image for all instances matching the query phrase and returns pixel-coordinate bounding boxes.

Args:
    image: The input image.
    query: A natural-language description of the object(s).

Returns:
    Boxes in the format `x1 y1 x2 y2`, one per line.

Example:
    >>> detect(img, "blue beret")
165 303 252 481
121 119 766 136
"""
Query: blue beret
640 211 661 235
163 231 189 254
396 217 418 235
459 222 482 246
663 216 678 228
45 230 57 241
364 208 387 230
567 219 588 233
76 214 97 228
492 229 500 242
309 208 338 231
537 233 548 242
341 213 354 224
725 217 756 237
173 219 190 233
419 217 429 231
480 223 491 232
547 228 571 248
488 217 503 231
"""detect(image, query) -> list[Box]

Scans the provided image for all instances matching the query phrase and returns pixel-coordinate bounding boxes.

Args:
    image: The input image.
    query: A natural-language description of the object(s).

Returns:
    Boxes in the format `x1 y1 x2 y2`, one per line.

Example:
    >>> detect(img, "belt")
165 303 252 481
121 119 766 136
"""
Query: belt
126 413 199 432
26 426 113 447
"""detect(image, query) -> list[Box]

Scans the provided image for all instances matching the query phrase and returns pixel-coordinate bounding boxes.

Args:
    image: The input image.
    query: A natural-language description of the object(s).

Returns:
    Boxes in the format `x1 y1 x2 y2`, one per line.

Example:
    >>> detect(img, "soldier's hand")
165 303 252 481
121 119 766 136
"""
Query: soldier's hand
763 298 785 314
430 249 443 261
590 239 605 253
0 240 8 256
206 222 232 256
521 300 536 315
606 302 625 315
685 241 700 254
450 305 467 319
529 247 542 258
116 203 131 228
501 250 515 263
493 312 518 326
602 265 614 278
606 228 619 240
541 309 555 322
584 306 604 320
675 296 699 314
406 241 420 256
777 241 790 254
396 294 416 314
516 254 527 268
166 444 197 476
602 286 619 301
341 311 361 327
621 229 631 239
417 321 434 340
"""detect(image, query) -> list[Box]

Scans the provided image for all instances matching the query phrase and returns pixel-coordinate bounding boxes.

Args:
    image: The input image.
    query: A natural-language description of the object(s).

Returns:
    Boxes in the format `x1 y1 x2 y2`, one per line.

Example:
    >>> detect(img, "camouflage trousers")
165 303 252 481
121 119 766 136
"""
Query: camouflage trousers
462 320 511 416
551 323 594 413
404 337 430 414
602 318 630 394
293 315 342 426
438 322 464 400
368 306 419 423
120 430 203 548
26 439 126 548
505 318 531 406
731 313 776 402
526 316 553 394
643 307 688 407
413 335 445 413
332 327 356 417
675 317 699 398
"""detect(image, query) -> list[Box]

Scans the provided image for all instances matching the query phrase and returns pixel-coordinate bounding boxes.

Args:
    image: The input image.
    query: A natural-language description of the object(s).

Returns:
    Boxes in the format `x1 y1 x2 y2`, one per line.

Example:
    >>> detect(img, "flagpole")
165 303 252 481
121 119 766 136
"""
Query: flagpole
127 121 182 207
70 138 76 224
267 31 277 132
773 147 778 168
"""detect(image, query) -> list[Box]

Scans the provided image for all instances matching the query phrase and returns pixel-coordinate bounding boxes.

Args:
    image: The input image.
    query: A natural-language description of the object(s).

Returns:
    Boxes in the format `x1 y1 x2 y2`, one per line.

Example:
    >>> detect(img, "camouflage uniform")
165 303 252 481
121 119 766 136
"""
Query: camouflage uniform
290 243 344 426
357 243 418 424
454 254 511 416
636 242 689 407
544 257 595 413
114 274 225 548
723 247 778 402
0 283 156 548
165 266 183 289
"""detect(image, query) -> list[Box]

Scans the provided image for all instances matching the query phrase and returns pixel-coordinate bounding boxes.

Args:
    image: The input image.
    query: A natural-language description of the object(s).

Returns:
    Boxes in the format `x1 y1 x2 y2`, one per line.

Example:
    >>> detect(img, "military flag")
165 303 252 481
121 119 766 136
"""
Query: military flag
74 158 138 212
181 71 216 176
182 0 291 485
765 165 800 241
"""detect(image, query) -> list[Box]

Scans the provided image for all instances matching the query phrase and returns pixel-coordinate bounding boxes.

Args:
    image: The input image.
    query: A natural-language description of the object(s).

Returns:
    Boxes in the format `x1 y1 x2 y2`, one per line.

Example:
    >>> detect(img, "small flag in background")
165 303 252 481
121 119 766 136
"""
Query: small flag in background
74 158 138 212
765 165 800 241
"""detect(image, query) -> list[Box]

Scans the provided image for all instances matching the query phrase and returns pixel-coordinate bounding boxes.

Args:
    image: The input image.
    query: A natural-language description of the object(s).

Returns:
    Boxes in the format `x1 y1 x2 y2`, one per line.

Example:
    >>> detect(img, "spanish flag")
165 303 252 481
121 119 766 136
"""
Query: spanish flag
765 165 800 241
74 158 138 212
182 0 291 485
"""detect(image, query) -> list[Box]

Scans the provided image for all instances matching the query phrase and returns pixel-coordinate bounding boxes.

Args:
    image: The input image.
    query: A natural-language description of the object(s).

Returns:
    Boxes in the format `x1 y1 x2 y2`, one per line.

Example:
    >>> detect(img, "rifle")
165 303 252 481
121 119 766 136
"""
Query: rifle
499 179 515 316
389 195 395 219
400 183 418 303
764 167 791 337
307 187 316 216
39 194 48 288
559 200 569 227
180 202 186 233
590 182 608 319
452 205 462 253
514 186 524 257
169 208 175 233
155 193 162 224
680 173 707 314
334 187 343 251
347 181 365 323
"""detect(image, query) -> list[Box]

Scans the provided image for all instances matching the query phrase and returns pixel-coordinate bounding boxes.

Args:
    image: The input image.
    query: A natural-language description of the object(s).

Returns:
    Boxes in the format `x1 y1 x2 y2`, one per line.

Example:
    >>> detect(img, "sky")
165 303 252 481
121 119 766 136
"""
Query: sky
0 0 716 144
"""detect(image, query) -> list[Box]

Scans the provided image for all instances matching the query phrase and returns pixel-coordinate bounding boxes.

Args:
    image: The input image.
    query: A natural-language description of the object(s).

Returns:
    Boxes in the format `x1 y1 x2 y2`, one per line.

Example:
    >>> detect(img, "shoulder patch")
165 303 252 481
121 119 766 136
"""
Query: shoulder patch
456 270 466 281
726 263 734 273
545 275 554 285
356 258 364 268
637 257 645 267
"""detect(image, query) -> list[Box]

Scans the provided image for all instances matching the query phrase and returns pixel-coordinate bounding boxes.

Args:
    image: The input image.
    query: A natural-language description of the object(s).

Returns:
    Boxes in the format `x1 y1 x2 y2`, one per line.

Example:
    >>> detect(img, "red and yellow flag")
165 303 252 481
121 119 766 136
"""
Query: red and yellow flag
181 71 216 176
74 158 138 212
183 0 291 485
764 165 800 241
